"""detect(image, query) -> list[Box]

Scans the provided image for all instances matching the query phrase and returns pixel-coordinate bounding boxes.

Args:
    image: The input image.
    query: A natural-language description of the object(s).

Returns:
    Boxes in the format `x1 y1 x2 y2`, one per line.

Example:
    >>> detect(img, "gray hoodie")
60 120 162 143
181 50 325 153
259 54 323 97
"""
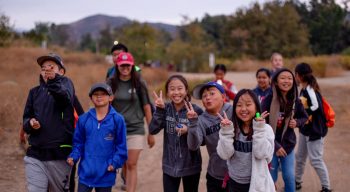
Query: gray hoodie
149 103 203 177
187 103 232 180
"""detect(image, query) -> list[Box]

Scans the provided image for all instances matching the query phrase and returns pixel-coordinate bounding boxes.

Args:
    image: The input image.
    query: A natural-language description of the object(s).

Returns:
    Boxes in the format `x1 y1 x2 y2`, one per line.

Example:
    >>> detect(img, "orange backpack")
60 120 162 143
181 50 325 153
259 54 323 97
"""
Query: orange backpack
322 97 335 128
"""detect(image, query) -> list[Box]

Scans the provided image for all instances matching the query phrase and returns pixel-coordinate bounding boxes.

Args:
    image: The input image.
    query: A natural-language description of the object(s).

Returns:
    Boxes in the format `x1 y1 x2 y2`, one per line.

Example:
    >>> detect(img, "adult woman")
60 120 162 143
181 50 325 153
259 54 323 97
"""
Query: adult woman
107 52 155 192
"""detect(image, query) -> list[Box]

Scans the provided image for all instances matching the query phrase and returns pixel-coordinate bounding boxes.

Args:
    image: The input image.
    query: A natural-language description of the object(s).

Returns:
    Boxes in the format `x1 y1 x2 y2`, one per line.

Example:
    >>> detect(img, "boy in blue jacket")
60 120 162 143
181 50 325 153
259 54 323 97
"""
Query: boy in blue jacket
67 83 128 192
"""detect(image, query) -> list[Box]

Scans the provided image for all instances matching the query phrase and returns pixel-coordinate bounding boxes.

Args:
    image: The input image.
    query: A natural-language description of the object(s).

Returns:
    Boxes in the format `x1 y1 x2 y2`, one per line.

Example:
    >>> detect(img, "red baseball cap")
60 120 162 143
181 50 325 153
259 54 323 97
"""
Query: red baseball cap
116 52 134 66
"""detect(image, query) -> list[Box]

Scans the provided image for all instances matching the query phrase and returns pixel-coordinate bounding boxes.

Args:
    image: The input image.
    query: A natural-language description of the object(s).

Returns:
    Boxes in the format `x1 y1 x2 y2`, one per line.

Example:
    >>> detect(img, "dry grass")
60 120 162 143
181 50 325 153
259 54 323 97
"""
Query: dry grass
222 55 350 77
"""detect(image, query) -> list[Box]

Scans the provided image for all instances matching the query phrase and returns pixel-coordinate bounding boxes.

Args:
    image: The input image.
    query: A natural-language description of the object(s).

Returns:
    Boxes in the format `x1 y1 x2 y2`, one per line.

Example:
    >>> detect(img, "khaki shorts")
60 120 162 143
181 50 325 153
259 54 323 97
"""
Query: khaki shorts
127 135 145 150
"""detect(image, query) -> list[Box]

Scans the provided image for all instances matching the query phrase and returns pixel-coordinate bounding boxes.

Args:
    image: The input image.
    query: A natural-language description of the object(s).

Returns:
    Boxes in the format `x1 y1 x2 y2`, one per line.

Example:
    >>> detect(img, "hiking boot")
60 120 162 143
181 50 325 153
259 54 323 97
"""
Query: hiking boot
320 186 332 192
296 181 302 190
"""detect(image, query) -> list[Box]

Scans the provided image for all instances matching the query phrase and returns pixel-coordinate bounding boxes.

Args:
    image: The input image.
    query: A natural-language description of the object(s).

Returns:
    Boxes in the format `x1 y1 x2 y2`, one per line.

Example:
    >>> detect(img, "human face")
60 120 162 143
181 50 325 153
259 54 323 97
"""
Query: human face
235 93 257 125
41 60 60 82
117 64 133 77
112 50 124 64
256 71 270 90
271 55 283 70
91 90 113 108
167 79 187 106
201 87 225 115
276 71 294 95
214 69 225 80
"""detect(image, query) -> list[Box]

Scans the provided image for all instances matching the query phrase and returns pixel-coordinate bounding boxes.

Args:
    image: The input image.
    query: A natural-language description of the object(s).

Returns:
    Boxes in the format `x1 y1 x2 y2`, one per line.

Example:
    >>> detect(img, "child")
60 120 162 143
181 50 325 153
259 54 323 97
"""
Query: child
270 53 284 75
252 68 271 103
294 63 332 192
213 64 238 101
187 81 232 192
23 53 75 192
261 68 308 192
149 75 203 192
67 83 128 192
216 89 275 192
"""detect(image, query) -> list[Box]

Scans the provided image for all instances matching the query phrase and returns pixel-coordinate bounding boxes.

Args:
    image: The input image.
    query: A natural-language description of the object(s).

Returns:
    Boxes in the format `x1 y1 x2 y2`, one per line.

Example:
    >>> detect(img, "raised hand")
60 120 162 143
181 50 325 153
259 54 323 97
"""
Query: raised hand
255 111 269 122
184 100 198 119
153 90 165 109
217 111 232 127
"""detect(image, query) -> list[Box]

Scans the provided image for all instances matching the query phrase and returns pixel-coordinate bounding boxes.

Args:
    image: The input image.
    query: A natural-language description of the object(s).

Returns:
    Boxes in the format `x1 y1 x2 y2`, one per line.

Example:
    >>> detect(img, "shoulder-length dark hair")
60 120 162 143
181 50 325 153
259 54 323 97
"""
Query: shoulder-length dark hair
295 62 320 92
109 65 143 101
271 68 298 117
165 74 191 102
231 89 261 141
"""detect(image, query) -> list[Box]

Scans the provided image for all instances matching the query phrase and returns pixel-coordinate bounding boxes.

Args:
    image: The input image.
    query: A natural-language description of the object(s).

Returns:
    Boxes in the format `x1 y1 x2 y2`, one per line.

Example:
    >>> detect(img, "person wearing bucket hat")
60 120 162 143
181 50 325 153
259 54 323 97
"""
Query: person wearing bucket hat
67 82 127 191
23 53 76 191
187 81 232 191
107 51 155 192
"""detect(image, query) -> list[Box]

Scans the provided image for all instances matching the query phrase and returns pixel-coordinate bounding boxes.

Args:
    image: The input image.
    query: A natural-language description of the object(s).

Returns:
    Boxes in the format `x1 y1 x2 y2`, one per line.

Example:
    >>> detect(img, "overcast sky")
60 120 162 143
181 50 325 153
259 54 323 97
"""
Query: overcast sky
0 0 274 30
1 0 347 31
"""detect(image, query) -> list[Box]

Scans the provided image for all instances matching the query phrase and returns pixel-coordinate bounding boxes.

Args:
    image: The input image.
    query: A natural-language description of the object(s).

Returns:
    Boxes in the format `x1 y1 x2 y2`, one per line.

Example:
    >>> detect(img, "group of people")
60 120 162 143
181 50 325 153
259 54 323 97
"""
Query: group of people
22 43 332 192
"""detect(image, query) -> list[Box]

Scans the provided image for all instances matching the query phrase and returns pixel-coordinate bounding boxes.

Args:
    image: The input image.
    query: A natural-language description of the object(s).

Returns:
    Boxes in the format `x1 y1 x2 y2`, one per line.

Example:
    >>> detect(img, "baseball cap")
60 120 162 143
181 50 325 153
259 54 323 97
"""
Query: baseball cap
37 53 65 70
110 42 128 54
89 83 113 97
116 52 134 66
192 81 225 99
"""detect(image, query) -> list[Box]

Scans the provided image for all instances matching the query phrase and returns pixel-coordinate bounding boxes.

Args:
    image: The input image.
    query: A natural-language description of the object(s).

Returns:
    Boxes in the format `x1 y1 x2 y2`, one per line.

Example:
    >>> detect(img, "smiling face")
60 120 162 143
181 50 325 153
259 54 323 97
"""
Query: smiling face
167 78 187 105
276 71 294 95
91 90 113 108
201 87 225 115
117 63 133 77
235 93 257 124
256 71 270 90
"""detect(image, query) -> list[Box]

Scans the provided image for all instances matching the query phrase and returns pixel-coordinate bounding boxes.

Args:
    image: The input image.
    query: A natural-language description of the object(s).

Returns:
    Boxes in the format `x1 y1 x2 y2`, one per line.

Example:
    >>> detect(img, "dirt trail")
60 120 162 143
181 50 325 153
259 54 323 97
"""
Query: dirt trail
1 71 349 191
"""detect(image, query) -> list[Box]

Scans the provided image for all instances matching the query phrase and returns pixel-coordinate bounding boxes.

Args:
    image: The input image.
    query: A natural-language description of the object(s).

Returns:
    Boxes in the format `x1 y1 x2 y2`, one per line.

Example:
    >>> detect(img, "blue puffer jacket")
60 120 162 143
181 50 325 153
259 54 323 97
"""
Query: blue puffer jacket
69 106 127 187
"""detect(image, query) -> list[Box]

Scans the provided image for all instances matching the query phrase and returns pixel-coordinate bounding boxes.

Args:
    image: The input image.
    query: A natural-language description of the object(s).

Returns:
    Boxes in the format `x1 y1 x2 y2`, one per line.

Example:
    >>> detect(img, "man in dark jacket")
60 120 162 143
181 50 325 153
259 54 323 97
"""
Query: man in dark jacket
23 53 75 192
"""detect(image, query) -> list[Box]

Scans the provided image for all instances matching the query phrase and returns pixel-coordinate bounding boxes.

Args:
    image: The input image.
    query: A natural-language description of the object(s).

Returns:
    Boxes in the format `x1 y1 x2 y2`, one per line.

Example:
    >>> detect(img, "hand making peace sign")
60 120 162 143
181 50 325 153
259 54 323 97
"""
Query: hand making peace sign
153 90 165 109
217 111 232 127
184 100 198 119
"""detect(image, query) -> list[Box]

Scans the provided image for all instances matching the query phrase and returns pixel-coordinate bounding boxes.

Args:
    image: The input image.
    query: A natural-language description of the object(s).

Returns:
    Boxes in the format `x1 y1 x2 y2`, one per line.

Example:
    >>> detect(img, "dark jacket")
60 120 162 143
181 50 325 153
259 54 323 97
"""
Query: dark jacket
149 103 203 177
262 94 308 154
299 88 328 140
23 74 75 161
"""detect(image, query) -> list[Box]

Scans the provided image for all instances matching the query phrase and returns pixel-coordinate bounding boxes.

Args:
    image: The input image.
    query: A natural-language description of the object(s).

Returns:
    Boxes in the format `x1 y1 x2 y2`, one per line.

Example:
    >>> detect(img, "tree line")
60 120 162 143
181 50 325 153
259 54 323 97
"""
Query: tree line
1 0 350 72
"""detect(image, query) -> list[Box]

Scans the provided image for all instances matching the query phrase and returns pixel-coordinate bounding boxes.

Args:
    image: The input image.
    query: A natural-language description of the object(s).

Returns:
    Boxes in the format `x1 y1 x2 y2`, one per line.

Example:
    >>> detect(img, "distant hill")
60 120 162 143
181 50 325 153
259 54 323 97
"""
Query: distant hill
60 14 178 43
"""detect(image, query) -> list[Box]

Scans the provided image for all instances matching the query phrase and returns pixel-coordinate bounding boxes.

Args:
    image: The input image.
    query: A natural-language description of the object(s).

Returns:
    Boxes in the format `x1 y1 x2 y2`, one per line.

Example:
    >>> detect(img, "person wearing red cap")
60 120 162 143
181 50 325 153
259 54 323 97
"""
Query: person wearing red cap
107 52 155 192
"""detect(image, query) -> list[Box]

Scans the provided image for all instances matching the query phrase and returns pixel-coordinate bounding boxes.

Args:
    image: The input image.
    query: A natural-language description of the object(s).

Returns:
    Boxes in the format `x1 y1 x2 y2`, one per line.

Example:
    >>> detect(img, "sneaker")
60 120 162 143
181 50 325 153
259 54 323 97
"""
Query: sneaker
296 181 302 190
320 186 332 192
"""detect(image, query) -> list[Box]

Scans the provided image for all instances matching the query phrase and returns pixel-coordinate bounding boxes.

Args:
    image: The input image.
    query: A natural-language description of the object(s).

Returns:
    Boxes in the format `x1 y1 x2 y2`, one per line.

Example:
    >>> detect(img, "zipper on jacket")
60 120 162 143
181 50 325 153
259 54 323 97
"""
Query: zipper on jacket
97 123 100 129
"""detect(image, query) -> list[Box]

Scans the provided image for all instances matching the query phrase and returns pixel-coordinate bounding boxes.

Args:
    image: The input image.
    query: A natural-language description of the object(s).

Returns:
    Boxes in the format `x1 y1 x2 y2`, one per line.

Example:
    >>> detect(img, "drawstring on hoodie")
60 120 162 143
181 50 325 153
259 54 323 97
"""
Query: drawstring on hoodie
175 111 183 159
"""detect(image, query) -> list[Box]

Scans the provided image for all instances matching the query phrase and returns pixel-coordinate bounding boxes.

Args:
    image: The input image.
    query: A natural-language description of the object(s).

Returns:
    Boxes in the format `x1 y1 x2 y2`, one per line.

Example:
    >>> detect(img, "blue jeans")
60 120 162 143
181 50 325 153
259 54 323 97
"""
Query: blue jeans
270 150 295 192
